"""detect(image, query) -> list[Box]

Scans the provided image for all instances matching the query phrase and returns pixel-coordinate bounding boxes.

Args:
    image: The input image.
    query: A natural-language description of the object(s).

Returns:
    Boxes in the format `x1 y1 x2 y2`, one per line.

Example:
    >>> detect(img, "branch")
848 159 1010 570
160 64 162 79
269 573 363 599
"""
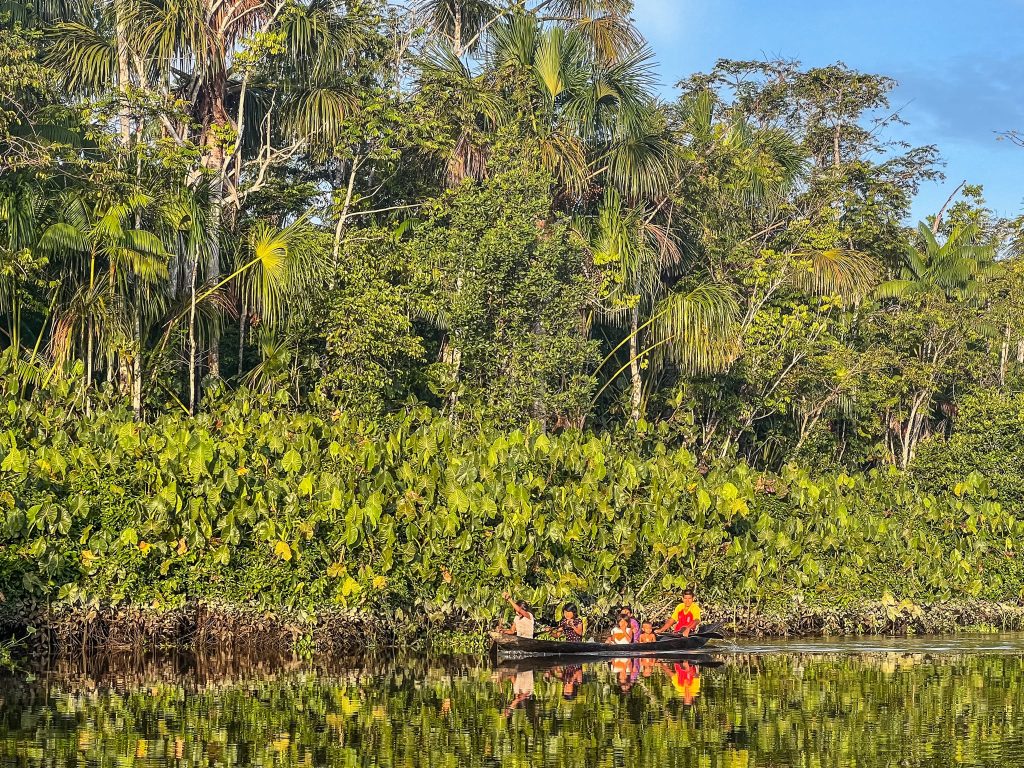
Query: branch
932 180 966 234
998 130 1024 148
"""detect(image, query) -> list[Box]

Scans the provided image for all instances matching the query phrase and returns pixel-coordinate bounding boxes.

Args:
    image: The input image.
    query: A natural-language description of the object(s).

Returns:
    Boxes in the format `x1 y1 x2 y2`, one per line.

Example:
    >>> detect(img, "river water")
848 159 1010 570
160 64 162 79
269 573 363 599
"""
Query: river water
3 635 1024 767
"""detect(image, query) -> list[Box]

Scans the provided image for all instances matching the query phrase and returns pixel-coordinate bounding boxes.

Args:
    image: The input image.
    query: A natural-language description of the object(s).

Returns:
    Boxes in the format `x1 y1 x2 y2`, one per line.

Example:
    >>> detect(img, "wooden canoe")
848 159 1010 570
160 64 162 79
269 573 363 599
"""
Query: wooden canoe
490 631 711 659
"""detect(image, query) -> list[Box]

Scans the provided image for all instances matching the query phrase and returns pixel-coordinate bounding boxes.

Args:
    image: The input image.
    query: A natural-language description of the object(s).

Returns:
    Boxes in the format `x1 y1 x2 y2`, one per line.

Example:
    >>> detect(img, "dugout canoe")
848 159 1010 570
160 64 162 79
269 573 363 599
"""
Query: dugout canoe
490 631 712 659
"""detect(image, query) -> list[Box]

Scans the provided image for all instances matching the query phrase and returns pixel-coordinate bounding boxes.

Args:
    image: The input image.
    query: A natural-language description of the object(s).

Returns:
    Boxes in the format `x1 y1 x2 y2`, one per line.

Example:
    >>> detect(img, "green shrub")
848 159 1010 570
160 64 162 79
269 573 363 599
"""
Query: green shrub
913 389 1024 510
3 369 1024 625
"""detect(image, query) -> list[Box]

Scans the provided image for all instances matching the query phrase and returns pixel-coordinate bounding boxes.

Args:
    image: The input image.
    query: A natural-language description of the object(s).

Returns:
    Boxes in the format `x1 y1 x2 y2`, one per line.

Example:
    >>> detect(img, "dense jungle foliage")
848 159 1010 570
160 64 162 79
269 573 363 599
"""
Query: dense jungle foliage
1 0 1024 628
3 368 1024 627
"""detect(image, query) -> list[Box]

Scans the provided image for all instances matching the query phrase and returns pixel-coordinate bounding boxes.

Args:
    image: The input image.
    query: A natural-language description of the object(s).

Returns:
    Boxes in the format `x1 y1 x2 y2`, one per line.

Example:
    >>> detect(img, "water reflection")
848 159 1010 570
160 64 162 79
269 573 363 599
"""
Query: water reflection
3 641 1024 766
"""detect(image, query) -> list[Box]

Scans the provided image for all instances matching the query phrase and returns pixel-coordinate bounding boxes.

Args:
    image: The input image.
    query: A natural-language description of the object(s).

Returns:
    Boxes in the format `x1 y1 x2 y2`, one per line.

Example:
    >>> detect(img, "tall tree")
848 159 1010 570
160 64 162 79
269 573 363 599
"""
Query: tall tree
587 190 738 422
48 0 371 387
874 223 999 467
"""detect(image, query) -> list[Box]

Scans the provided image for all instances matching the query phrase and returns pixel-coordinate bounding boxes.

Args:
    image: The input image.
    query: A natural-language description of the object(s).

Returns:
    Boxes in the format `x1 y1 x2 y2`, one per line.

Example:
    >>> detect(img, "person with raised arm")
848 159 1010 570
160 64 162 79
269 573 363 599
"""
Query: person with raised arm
497 591 535 638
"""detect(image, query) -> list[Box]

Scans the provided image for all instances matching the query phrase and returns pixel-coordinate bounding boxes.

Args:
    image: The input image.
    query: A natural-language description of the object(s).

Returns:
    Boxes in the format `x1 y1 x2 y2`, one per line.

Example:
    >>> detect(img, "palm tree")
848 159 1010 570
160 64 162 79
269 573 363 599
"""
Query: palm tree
232 216 327 377
0 179 46 355
414 0 637 61
587 190 739 422
48 0 367 387
417 12 670 203
876 223 997 304
157 183 214 413
37 190 168 411
152 210 325 408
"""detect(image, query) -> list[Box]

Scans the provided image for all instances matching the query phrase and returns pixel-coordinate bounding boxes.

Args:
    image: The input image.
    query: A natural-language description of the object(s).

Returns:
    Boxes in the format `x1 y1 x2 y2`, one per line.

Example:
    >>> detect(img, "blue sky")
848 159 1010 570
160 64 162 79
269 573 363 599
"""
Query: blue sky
631 0 1024 222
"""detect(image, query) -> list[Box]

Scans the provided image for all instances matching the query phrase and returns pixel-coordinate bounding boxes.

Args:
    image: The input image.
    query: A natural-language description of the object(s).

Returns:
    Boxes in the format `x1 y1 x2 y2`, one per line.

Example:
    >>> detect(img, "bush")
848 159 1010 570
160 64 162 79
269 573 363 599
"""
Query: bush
913 389 1024 511
3 369 1024 631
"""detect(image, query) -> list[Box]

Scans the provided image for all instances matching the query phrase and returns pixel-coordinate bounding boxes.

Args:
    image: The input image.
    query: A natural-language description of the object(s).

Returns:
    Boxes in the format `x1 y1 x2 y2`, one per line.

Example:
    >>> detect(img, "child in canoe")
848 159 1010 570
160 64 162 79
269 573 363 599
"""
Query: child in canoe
606 613 634 644
637 621 657 643
620 605 641 642
497 591 535 638
551 604 585 641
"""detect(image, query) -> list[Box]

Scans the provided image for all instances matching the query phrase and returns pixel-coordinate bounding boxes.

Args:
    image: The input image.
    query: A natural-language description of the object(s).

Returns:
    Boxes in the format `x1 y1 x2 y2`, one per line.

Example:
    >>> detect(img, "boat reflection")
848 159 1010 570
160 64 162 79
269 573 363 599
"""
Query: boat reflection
496 654 720 712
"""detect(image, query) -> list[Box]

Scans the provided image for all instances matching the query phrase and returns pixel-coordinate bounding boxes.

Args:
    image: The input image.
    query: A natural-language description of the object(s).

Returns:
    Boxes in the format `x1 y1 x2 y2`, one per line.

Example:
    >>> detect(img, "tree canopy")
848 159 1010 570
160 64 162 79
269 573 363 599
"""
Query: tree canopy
1 0 1022 474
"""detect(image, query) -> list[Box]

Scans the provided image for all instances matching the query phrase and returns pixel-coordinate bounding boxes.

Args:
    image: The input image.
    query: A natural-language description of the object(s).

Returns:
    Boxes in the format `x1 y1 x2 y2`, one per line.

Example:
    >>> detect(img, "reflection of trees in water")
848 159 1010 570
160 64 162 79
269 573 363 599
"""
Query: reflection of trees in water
1 652 1023 766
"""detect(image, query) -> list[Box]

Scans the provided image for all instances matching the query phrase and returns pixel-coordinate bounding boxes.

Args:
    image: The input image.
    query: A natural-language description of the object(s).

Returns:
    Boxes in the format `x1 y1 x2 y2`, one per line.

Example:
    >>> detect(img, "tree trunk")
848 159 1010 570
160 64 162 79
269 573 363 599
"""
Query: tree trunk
443 338 462 414
206 168 223 382
132 304 143 418
85 322 93 415
628 305 642 423
442 278 463 414
453 2 462 55
199 64 230 384
115 0 131 146
237 297 247 376
999 322 1010 387
332 156 359 265
188 253 198 414
900 390 929 469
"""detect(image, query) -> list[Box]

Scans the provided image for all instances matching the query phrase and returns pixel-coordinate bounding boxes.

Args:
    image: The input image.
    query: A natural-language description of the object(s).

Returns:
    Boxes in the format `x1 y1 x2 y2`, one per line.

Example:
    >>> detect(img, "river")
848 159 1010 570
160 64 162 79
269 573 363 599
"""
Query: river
3 635 1024 766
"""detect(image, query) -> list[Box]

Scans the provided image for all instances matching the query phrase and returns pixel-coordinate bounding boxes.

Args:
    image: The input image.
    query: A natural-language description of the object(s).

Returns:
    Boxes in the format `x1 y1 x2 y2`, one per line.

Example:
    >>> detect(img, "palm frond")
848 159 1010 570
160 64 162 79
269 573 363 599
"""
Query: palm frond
45 21 117 93
277 0 369 75
541 0 633 19
791 248 880 302
39 221 90 254
601 129 673 199
282 84 355 153
413 0 498 53
873 279 919 301
651 282 741 375
537 126 588 195
490 11 540 72
238 217 324 326
570 12 642 64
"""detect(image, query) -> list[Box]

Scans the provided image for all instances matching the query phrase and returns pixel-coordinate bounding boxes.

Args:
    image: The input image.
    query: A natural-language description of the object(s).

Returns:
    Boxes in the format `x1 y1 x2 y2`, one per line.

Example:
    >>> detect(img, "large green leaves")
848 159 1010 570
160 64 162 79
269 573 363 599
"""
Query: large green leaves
2 379 1021 619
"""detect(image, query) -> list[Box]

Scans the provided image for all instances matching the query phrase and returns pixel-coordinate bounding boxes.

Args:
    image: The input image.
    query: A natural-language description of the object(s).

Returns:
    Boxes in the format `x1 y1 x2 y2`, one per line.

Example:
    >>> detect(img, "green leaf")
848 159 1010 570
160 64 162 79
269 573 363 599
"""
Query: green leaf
1 446 26 474
282 450 302 474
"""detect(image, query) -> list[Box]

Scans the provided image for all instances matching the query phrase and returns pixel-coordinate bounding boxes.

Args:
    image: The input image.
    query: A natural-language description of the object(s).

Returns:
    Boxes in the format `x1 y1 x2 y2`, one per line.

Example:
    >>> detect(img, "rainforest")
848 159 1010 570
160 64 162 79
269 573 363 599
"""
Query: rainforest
2 0 1024 650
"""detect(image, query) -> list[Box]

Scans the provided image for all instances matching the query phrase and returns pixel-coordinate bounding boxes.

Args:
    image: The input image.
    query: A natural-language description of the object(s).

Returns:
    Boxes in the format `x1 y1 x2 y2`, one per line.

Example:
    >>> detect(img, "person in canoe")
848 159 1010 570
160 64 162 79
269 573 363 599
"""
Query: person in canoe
606 613 633 644
637 620 657 643
497 591 534 638
658 588 701 636
620 605 641 642
549 603 585 641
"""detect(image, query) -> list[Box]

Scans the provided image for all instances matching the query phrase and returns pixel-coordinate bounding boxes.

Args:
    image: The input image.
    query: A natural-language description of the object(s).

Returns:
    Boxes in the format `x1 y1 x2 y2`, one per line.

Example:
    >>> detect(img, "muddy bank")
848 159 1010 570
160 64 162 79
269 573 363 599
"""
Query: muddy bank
0 601 390 657
4 597 1024 658
704 598 1024 637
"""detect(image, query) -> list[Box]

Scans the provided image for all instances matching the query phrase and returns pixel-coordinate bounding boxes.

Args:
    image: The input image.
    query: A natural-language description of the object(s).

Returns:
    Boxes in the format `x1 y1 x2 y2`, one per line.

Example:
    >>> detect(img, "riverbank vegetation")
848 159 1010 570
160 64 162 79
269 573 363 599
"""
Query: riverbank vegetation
4 373 1024 647
1 0 1023 643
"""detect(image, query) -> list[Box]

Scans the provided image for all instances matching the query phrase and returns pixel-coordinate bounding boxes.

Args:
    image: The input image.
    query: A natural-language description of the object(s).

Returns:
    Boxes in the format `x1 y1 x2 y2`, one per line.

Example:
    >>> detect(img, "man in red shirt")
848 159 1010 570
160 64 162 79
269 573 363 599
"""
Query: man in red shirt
658 588 701 636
